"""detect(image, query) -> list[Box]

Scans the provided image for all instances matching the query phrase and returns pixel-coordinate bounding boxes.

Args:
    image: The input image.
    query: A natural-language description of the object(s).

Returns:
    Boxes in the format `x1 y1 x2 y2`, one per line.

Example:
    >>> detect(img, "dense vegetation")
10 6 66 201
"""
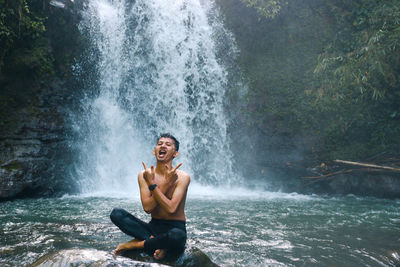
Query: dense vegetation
311 0 400 160
0 0 49 75
0 0 79 133
0 0 51 128
220 0 399 174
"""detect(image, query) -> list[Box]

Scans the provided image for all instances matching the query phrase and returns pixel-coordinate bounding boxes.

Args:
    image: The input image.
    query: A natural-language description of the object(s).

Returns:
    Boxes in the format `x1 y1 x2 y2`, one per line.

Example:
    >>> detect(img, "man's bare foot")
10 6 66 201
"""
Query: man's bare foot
113 243 127 255
113 239 145 255
147 236 167 260
153 249 167 260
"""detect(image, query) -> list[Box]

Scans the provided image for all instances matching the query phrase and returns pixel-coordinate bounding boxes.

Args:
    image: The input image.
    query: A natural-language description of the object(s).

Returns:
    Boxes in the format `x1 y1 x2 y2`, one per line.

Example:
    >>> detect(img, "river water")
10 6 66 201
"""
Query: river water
1 191 399 266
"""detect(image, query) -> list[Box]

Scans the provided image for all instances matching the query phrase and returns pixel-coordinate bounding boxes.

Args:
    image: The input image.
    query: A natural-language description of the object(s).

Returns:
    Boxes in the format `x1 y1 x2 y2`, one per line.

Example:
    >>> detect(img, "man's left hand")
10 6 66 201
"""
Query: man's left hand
164 163 182 185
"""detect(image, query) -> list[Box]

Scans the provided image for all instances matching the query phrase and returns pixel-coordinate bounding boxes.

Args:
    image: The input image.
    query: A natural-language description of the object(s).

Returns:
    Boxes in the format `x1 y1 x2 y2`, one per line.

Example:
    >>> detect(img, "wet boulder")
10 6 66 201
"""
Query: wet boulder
29 246 218 267
389 250 400 266
121 245 218 267
30 248 169 267
176 246 219 267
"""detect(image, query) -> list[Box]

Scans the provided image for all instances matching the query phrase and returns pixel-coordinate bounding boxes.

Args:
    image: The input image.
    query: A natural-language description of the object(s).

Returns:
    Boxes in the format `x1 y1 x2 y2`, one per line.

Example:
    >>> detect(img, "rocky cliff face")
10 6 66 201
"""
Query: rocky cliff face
0 1 82 200
0 80 71 199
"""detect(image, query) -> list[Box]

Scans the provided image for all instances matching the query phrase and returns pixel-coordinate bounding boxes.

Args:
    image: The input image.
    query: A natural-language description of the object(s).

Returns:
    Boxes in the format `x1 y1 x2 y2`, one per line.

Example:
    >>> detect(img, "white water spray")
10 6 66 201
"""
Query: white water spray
73 0 241 194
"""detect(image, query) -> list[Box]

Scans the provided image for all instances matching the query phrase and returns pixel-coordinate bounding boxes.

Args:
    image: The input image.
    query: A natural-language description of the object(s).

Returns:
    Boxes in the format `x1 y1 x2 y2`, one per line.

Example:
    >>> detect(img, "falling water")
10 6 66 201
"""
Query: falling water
72 0 240 194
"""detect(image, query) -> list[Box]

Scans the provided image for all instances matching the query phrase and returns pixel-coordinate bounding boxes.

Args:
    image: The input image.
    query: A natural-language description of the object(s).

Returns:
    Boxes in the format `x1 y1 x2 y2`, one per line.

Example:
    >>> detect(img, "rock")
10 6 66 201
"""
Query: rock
50 0 66 9
323 172 400 198
297 164 400 198
120 245 218 267
29 249 169 267
389 250 400 266
175 246 219 267
0 1 82 200
29 247 218 267
0 81 72 199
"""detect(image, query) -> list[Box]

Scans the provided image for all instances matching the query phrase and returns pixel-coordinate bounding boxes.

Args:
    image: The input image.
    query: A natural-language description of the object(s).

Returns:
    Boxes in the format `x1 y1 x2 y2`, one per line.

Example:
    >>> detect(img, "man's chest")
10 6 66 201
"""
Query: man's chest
154 176 177 199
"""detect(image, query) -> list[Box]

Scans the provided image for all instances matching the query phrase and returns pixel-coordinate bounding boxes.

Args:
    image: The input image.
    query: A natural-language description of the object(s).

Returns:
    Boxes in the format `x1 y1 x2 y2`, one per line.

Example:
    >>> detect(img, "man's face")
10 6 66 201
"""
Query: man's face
153 137 178 162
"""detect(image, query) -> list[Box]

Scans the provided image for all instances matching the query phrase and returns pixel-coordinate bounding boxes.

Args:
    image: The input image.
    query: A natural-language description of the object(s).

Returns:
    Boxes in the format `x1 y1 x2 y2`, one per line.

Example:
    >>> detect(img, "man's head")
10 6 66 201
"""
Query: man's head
153 133 180 162
157 133 179 151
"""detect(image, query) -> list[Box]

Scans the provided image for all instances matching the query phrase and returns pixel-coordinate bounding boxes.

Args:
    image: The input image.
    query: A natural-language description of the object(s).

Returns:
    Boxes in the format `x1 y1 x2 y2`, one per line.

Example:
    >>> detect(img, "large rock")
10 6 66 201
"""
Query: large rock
301 168 400 198
389 250 400 266
29 247 218 267
325 171 400 198
121 246 218 267
30 249 169 267
0 0 82 200
0 80 72 199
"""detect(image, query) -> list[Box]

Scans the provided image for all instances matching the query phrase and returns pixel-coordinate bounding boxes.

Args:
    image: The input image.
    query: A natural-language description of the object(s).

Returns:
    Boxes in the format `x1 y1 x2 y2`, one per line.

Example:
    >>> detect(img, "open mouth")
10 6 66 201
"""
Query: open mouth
158 150 167 157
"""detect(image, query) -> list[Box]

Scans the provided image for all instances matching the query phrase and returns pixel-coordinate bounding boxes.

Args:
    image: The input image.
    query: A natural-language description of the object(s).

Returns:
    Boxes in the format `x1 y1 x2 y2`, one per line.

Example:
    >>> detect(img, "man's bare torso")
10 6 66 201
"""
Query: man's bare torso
139 169 189 221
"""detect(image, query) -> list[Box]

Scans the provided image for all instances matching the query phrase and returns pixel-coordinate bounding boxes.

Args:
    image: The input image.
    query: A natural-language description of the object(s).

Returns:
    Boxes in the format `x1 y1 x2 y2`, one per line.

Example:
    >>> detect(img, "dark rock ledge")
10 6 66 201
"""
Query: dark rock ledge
0 80 72 200
0 0 82 201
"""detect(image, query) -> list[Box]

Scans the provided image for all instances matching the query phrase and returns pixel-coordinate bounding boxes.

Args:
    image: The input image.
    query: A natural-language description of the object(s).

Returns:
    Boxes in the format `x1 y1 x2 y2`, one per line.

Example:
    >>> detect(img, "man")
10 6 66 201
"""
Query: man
110 133 190 260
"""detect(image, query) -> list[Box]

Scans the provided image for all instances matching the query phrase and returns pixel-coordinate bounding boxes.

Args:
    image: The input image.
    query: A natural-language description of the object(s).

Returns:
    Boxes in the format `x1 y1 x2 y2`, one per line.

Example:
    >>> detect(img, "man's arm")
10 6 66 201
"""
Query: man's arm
138 171 172 213
151 173 190 215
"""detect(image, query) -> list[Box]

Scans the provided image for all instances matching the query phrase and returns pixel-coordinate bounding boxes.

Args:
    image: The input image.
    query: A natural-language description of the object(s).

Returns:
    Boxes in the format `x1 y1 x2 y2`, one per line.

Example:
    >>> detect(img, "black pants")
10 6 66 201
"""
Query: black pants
110 208 187 256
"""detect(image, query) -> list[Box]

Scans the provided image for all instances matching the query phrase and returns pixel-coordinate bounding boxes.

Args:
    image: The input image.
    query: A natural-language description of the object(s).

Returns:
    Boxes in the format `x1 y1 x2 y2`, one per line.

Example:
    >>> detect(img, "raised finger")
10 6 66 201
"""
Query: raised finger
172 163 183 172
151 165 154 174
142 161 148 170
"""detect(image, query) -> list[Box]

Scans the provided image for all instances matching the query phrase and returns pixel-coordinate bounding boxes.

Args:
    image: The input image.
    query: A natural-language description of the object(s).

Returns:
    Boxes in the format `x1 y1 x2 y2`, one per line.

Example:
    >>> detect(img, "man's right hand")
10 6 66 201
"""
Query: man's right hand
142 162 155 186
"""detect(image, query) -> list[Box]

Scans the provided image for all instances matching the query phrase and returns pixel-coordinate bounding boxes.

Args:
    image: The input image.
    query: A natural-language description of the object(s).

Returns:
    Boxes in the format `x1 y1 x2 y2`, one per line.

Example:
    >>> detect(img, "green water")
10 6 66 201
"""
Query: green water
0 193 399 266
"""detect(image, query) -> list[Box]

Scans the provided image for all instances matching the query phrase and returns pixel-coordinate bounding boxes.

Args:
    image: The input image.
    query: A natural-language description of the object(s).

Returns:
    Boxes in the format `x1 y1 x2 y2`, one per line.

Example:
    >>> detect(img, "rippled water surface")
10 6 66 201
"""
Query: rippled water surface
1 193 399 266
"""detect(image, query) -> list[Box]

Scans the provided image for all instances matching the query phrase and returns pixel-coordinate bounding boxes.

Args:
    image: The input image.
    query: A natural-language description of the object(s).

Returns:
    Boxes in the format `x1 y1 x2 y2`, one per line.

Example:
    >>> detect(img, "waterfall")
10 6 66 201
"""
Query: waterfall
72 0 241 194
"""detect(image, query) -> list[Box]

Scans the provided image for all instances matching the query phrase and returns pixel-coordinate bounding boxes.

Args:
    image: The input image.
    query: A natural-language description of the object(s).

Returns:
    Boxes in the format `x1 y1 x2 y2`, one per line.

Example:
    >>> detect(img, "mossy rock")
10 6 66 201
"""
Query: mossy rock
0 160 22 171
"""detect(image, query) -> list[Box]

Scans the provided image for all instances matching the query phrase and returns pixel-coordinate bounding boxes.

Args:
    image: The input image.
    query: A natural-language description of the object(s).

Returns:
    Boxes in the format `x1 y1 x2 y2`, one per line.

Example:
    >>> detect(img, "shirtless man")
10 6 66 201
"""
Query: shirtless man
110 133 190 260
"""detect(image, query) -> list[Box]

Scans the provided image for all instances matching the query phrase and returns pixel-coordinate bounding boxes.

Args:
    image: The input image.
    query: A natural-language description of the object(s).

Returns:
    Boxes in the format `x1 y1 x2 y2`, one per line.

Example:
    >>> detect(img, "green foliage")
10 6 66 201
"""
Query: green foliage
310 0 400 159
220 0 399 165
0 160 22 171
315 0 400 100
0 0 56 134
0 0 48 74
240 0 287 19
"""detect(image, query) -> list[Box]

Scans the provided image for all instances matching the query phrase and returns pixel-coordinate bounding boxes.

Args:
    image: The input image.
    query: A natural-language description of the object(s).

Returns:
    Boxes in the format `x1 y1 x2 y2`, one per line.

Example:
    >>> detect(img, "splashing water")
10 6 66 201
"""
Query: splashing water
72 0 240 194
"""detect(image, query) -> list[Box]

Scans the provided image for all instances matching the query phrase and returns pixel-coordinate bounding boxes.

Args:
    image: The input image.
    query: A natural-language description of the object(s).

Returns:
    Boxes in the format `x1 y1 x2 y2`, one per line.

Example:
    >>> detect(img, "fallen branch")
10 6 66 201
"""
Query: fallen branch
303 169 353 179
334 159 400 172
303 167 400 180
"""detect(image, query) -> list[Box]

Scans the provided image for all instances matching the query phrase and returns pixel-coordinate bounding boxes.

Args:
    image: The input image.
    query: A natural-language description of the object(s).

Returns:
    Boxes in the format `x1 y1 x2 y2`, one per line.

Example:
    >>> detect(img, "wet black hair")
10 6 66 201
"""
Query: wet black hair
157 133 180 151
